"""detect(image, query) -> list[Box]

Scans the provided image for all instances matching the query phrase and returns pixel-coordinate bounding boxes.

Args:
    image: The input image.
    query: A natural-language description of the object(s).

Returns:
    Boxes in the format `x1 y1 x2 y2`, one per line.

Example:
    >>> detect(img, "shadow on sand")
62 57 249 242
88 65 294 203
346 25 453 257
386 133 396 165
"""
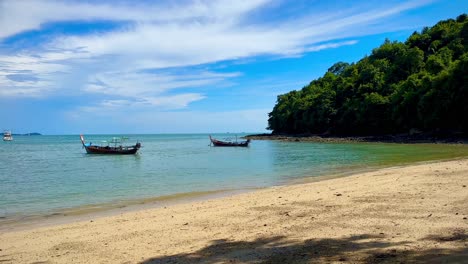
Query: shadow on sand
140 231 468 263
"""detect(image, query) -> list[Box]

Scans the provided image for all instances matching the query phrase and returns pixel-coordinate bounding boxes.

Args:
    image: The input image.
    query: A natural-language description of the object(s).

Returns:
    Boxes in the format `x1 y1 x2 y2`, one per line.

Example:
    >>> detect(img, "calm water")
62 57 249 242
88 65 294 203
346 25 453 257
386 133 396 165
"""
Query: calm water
1 134 468 222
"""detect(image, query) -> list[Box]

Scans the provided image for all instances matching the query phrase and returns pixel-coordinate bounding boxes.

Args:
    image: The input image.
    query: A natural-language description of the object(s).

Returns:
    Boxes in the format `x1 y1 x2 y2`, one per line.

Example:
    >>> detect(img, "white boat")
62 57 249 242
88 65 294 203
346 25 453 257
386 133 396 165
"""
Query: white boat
3 130 13 141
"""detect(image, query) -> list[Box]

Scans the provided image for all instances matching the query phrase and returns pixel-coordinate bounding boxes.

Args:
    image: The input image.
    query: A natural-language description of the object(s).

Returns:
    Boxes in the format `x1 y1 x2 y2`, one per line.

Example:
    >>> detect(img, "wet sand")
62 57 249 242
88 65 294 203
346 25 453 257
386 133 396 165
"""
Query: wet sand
0 189 247 233
1 159 467 263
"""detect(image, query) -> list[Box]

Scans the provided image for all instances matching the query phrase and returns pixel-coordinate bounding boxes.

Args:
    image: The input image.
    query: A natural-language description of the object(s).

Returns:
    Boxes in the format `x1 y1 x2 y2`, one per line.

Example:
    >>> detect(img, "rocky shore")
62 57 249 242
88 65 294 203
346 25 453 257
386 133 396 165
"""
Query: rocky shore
245 132 468 144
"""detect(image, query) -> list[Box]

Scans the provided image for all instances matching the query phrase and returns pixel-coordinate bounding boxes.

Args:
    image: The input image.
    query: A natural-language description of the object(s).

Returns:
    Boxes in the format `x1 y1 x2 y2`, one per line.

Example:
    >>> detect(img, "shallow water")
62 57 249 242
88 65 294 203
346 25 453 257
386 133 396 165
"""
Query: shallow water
1 133 467 223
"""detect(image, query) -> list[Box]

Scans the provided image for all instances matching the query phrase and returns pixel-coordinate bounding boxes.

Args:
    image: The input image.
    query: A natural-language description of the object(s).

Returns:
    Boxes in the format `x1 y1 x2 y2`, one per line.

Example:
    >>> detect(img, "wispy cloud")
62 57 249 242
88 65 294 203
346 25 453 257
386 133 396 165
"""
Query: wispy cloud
0 0 272 39
84 71 240 96
76 93 206 112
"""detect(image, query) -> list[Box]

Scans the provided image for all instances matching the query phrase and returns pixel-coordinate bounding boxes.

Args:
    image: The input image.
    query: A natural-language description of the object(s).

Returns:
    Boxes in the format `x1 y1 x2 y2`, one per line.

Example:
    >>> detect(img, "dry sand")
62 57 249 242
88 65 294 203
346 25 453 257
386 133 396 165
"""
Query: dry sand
1 159 467 263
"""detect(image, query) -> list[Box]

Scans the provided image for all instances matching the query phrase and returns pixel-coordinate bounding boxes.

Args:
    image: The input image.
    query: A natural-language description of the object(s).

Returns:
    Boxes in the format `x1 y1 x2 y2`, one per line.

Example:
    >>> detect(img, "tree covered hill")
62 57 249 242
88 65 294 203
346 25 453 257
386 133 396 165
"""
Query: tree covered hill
267 14 468 136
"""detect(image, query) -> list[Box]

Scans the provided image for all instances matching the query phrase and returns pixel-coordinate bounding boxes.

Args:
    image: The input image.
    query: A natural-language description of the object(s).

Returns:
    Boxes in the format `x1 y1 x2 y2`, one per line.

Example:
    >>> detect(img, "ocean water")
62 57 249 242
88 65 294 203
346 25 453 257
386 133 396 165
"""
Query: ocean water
1 134 467 223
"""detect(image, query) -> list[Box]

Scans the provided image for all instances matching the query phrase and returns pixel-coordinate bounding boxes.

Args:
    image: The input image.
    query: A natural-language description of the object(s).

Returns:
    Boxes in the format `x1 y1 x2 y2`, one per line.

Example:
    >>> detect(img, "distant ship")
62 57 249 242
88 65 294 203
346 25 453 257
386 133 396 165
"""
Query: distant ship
3 130 13 141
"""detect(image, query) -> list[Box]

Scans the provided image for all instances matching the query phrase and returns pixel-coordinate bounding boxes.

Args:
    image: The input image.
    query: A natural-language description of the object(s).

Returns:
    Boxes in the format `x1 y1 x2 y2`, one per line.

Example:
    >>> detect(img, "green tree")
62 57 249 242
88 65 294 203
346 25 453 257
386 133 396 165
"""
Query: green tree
267 14 468 136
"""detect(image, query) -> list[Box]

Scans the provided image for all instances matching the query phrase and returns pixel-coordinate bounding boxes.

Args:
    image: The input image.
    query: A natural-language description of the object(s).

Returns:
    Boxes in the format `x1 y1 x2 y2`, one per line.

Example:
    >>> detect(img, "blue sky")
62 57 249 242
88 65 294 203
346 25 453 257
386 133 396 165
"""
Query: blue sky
0 0 466 134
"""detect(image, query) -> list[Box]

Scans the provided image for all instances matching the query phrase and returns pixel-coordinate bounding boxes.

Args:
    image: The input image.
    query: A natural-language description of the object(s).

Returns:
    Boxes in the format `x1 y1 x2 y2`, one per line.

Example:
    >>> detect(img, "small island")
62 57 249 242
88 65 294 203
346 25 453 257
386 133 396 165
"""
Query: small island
12 132 42 136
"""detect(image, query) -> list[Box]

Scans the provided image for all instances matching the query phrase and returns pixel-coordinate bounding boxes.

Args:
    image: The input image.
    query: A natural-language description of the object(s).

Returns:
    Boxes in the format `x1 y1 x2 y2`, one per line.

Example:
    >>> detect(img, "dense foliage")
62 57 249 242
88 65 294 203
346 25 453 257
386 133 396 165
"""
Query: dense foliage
268 14 468 136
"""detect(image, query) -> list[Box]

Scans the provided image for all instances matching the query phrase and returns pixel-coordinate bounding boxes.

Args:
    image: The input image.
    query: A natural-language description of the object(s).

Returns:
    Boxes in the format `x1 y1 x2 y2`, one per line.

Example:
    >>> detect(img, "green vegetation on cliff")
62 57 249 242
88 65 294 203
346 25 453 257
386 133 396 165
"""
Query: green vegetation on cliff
268 14 468 136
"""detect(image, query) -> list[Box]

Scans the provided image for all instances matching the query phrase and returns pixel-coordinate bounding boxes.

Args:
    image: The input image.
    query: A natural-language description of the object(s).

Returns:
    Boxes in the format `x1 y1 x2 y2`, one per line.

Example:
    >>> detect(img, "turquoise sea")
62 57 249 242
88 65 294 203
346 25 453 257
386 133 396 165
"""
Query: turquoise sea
1 134 468 227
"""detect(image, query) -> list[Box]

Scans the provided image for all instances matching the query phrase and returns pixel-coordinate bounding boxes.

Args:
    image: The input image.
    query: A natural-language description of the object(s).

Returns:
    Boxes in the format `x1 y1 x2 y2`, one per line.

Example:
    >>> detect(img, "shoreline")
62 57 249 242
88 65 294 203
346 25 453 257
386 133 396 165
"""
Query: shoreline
0 189 255 233
0 165 369 233
245 133 468 144
2 155 467 233
1 158 467 263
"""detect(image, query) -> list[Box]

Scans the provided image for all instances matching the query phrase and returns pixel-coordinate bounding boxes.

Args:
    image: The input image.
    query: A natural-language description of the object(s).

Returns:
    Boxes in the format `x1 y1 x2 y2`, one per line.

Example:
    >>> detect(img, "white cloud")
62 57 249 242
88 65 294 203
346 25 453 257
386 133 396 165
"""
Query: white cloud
0 53 70 97
76 93 206 113
84 70 240 96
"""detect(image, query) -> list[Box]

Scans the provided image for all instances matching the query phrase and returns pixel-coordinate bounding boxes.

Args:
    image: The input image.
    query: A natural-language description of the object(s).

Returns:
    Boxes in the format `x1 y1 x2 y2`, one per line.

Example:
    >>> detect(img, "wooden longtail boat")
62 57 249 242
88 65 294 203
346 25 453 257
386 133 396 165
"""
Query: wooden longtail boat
80 134 141 154
209 135 250 147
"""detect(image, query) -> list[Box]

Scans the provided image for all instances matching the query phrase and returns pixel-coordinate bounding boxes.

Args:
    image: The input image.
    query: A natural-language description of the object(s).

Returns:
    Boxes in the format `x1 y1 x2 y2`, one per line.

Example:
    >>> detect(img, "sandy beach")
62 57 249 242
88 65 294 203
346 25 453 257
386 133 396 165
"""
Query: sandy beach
1 159 467 263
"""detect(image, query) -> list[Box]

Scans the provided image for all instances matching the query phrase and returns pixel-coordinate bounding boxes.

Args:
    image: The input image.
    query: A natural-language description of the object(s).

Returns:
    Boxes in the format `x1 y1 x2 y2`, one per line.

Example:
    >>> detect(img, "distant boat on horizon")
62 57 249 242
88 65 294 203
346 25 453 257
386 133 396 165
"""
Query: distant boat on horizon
80 134 141 155
3 130 13 141
209 135 250 147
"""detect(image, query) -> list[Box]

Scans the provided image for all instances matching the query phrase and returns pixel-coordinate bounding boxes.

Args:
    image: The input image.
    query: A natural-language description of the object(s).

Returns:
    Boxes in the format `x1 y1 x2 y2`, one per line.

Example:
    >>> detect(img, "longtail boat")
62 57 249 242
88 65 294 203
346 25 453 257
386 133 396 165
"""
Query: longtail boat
209 135 250 147
80 134 141 154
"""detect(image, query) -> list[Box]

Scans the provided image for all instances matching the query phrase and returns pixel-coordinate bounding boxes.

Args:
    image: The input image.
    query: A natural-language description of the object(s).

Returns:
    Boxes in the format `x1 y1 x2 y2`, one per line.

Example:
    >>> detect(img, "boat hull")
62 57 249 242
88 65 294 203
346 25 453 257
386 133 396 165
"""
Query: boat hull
84 146 140 154
80 134 141 155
